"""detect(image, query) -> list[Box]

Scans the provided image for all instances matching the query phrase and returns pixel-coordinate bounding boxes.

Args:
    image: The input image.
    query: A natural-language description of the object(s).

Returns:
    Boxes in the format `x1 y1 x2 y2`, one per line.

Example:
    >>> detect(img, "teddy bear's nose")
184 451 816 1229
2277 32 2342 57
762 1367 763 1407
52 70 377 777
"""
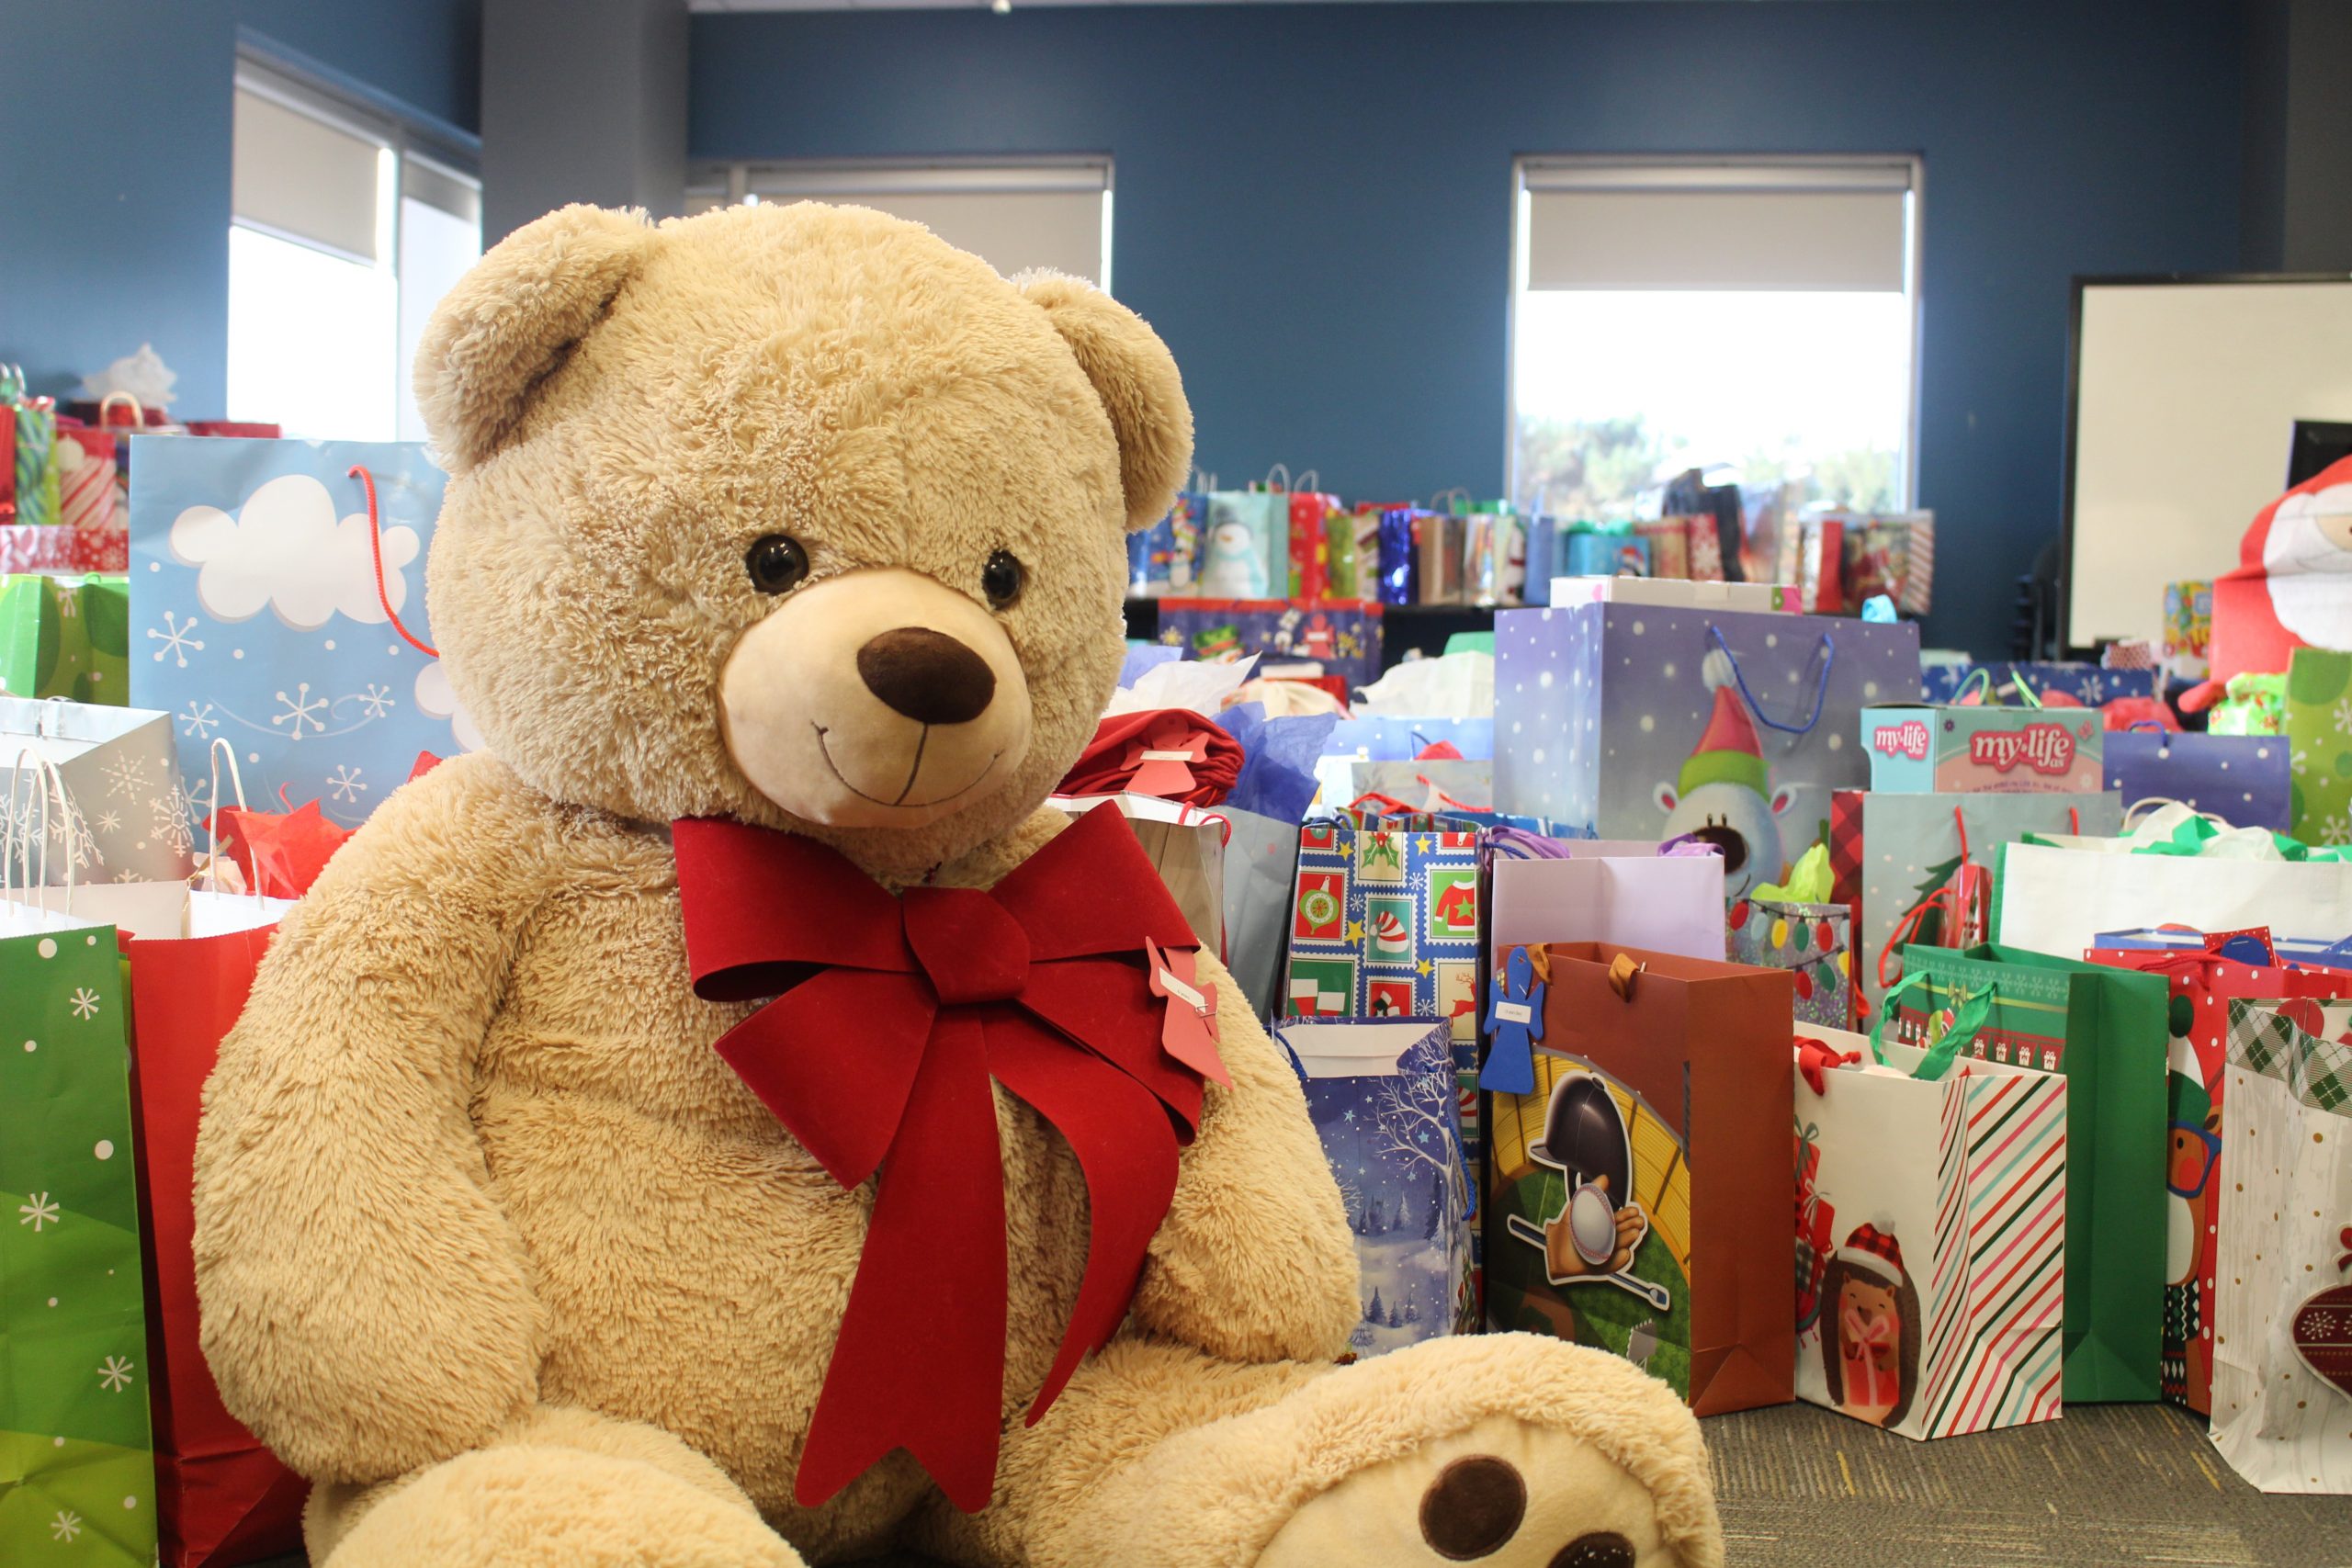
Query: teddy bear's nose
856 627 997 727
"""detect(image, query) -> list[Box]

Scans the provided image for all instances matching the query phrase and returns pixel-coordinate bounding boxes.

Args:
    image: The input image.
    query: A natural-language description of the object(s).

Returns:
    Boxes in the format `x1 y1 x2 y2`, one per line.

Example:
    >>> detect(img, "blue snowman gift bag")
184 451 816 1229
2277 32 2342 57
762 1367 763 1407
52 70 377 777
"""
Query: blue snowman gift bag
1274 1017 1477 1348
128 440 473 828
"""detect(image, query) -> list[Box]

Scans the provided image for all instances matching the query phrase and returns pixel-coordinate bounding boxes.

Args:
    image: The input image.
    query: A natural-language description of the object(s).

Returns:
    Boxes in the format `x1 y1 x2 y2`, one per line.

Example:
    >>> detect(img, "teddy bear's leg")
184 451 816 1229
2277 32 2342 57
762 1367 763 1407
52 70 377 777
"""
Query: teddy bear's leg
918 1333 1721 1568
307 1405 807 1568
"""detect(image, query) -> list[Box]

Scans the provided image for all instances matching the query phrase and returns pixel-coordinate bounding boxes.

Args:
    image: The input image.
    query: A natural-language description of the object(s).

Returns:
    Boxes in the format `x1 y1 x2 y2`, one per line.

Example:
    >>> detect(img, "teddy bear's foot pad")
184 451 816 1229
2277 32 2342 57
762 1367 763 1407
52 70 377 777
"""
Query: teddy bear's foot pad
1253 1414 1670 1567
323 1442 807 1568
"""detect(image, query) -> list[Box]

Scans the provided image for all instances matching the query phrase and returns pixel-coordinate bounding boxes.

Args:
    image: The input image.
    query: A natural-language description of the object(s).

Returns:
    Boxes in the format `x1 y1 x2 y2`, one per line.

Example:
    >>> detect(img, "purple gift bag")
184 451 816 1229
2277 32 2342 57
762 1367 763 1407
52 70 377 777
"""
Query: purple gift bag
2102 729 2290 831
1492 604 1920 898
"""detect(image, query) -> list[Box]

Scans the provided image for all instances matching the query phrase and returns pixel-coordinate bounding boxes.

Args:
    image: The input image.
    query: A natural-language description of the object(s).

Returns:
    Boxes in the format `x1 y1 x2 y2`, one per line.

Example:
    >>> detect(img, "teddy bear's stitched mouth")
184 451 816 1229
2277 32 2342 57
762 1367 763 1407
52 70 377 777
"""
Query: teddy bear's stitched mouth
813 723 1003 811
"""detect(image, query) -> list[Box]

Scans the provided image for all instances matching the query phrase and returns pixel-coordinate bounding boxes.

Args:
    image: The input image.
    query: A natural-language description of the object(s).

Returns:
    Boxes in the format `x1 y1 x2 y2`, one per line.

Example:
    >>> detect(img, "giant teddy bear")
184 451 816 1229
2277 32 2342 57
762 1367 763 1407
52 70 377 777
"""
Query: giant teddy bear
190 202 1722 1568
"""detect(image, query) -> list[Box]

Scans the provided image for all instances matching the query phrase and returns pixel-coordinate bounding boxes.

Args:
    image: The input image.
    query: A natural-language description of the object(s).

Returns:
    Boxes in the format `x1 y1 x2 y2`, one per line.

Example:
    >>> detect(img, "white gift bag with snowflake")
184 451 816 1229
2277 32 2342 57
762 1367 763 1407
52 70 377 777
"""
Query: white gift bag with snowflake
0 698 192 887
0 899 159 1564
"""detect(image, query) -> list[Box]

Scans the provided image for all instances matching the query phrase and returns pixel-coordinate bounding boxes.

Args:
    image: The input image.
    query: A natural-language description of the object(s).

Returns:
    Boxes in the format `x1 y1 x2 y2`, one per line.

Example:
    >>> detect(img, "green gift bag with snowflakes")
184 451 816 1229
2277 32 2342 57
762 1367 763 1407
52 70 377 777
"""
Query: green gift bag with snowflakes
0 910 158 1565
2285 647 2352 845
0 577 131 707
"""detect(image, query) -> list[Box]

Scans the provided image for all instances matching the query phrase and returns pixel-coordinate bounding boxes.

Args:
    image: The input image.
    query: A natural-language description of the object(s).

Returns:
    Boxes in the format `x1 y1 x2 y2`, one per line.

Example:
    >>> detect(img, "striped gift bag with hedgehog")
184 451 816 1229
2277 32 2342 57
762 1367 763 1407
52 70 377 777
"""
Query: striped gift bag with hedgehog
1793 1018 2068 1440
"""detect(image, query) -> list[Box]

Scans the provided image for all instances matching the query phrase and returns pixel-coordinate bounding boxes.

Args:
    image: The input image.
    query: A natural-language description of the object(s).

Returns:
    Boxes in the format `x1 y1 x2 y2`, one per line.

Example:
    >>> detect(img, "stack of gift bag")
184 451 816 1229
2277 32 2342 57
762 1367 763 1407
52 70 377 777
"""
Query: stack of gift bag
6 427 2347 1568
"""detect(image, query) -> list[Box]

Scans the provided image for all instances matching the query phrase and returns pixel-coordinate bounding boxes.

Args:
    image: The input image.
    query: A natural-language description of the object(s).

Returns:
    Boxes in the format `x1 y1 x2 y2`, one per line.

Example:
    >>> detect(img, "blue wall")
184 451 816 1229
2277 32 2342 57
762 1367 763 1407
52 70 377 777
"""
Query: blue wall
0 0 481 420
692 1 2248 654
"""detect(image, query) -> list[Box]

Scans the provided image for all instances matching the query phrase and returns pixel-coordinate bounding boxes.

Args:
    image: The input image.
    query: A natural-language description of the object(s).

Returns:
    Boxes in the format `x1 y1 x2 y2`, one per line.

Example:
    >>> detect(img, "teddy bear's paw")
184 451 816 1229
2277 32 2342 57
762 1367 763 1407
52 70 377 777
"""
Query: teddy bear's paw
322 1443 806 1568
1253 1414 1682 1568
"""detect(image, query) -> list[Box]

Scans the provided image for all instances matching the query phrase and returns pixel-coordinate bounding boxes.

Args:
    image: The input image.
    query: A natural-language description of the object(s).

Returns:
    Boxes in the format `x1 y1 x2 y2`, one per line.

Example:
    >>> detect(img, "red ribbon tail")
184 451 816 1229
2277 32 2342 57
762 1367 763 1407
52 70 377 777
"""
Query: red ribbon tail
988 1017 1181 1424
795 1016 1007 1514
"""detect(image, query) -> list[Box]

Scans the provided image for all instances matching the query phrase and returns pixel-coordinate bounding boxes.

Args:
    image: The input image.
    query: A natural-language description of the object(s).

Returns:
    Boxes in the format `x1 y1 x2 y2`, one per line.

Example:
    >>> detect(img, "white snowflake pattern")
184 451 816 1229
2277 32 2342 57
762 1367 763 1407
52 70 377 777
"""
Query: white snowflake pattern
69 987 100 1021
96 1354 135 1393
2321 811 2352 848
149 783 196 857
356 682 396 719
2335 697 2352 736
50 1511 82 1543
146 611 204 667
178 701 219 739
95 810 120 833
112 868 142 885
102 753 150 801
18 1192 59 1231
55 592 78 620
325 764 368 804
272 683 327 740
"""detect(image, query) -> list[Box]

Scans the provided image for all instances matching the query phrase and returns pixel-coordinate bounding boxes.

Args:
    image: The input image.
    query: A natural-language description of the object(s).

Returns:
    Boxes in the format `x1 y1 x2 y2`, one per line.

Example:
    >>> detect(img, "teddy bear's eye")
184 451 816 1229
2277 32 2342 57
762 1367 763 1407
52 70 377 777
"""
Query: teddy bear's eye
745 534 809 595
981 549 1024 610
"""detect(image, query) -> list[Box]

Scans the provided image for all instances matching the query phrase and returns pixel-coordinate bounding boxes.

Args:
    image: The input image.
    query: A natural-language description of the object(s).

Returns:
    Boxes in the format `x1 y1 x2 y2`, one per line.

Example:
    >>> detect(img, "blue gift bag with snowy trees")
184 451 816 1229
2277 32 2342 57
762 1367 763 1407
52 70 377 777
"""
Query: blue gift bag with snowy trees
1275 1017 1476 1350
128 439 473 829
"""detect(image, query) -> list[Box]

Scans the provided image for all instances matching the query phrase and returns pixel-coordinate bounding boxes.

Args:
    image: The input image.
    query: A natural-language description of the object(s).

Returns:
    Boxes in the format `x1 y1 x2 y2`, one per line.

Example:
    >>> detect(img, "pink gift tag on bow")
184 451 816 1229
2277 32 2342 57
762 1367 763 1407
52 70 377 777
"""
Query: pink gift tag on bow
1146 936 1228 1086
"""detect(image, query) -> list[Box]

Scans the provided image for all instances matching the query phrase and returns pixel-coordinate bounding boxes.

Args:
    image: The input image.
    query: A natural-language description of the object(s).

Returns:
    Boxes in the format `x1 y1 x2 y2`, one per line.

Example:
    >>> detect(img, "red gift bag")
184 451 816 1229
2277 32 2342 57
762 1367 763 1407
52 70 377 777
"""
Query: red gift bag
126 923 307 1565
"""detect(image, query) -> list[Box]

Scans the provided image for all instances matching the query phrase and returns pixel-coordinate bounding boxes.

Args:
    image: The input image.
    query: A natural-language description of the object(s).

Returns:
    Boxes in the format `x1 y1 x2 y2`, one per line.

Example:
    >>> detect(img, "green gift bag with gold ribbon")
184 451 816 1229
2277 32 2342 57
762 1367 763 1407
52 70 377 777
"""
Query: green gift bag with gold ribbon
0 907 157 1564
1889 943 2168 1403
0 576 130 705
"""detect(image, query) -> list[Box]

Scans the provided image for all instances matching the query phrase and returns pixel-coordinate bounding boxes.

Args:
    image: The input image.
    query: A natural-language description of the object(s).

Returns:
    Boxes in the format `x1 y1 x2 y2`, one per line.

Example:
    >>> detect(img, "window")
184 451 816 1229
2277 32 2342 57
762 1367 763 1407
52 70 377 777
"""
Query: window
228 57 481 442
687 160 1114 290
1508 158 1920 524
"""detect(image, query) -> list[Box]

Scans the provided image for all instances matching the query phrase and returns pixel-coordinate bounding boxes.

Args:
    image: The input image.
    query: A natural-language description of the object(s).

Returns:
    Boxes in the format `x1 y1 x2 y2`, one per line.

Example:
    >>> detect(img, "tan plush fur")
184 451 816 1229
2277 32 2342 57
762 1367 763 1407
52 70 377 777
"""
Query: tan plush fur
190 202 1724 1568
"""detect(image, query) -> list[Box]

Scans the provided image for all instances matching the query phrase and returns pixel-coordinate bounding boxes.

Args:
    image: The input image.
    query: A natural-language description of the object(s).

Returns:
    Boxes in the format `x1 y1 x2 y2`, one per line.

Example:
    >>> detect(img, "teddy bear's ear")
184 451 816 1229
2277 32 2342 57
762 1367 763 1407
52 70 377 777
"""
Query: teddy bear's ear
414 204 656 472
1017 273 1193 533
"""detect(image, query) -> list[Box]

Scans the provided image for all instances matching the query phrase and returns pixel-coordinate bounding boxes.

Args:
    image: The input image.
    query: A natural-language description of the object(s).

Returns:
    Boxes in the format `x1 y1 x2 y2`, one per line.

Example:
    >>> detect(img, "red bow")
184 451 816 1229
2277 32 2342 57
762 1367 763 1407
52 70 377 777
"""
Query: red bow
1057 708 1242 806
671 805 1216 1512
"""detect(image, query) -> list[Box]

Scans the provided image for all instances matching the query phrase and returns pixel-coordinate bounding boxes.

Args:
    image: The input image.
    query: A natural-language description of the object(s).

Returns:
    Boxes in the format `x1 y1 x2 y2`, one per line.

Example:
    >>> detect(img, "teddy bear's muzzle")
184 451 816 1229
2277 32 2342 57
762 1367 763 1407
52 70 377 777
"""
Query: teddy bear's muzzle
718 568 1034 829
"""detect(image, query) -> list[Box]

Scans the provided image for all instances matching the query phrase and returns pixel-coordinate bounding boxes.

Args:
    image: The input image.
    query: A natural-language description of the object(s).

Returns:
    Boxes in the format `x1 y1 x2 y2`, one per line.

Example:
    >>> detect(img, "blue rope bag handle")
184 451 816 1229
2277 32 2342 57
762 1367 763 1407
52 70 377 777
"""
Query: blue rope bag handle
1706 624 1838 737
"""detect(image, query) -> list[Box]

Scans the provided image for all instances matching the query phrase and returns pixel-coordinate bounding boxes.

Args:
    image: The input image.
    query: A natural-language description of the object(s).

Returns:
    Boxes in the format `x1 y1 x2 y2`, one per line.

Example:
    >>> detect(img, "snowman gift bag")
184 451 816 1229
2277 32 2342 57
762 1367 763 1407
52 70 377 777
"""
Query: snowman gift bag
1492 603 1921 897
129 439 475 829
1274 1017 1476 1349
2211 998 2352 1494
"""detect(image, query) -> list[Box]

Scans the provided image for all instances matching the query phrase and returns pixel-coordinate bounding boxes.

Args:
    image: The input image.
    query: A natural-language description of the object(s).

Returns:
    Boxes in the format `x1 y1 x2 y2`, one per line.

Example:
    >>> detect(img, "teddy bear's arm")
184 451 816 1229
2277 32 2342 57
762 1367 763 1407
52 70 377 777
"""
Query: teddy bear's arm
1127 949 1363 1364
192 753 555 1486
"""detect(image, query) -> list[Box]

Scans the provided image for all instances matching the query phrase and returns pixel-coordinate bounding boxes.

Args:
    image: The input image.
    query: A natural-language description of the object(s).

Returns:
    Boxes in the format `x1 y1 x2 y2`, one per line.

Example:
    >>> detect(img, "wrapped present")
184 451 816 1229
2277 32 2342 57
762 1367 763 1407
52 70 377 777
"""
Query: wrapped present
2206 670 2286 736
2162 580 2212 682
1276 1018 1477 1350
1917 660 2159 708
0 575 130 704
1634 517 1690 581
1793 1115 1837 1337
1863 700 2105 795
55 428 119 533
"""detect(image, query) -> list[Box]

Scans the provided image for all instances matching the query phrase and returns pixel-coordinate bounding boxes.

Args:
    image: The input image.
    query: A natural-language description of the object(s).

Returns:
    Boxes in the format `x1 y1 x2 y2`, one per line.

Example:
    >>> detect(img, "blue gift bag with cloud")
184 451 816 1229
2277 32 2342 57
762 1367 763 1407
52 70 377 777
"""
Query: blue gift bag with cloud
128 439 476 827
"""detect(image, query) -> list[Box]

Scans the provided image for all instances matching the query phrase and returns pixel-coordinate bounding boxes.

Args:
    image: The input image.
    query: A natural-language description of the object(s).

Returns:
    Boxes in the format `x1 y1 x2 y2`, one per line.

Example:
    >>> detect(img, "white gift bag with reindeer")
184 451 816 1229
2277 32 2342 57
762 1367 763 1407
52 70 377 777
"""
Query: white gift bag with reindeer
128 438 475 831
1792 1020 2069 1440
1492 603 1920 898
2211 998 2352 1494
1274 1017 1476 1349
0 697 191 886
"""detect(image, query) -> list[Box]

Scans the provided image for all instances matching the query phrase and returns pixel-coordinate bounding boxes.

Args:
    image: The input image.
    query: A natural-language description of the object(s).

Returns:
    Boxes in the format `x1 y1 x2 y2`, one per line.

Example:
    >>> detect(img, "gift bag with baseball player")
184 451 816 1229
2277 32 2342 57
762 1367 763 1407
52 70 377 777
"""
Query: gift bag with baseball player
1276 1018 1477 1351
1483 942 1793 1413
1791 1021 2068 1439
2211 998 2352 1494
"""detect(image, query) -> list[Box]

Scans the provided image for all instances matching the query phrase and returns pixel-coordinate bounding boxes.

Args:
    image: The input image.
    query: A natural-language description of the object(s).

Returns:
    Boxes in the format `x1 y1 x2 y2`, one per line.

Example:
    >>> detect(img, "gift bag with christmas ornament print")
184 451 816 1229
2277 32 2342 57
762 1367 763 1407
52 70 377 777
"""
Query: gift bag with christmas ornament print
2211 998 2352 1494
1275 1018 1477 1352
1284 813 1486 1043
128 438 474 830
1728 897 1851 1029
1791 1021 2067 1440
0 904 158 1567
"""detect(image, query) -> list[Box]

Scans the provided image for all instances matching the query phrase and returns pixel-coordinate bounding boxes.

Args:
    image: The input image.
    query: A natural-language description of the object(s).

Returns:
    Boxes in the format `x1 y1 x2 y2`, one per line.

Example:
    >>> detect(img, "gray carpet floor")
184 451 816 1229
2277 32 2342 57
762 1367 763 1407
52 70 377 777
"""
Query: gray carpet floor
259 1402 2349 1566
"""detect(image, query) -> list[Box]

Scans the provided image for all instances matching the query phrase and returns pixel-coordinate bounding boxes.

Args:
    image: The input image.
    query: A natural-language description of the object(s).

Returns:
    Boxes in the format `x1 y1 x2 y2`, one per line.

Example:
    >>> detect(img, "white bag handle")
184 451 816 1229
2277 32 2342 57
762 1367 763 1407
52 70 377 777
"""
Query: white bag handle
203 738 266 905
5 748 78 909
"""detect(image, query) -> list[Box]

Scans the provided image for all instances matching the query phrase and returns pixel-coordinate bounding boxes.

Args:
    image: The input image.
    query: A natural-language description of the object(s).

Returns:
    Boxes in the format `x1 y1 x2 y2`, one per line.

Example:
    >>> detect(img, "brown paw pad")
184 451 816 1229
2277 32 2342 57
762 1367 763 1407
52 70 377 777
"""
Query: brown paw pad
1419 1455 1527 1560
1549 1533 1634 1568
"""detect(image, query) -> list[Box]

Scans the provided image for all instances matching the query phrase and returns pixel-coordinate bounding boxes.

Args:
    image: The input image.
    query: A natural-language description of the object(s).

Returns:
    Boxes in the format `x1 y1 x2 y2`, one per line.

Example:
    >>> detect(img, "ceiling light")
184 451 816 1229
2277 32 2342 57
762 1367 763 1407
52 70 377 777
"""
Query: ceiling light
992 0 1012 13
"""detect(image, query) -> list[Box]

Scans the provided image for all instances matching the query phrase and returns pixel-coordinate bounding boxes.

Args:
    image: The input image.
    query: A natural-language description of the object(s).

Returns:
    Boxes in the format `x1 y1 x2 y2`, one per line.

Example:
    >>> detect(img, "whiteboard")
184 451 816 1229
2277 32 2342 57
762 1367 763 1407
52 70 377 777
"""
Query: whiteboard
2065 278 2352 649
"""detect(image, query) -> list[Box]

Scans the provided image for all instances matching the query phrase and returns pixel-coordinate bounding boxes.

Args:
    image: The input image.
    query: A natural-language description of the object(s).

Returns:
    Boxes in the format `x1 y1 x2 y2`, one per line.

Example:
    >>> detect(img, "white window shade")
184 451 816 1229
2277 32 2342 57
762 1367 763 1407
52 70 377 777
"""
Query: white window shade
233 87 384 264
1523 164 1913 293
722 164 1113 288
